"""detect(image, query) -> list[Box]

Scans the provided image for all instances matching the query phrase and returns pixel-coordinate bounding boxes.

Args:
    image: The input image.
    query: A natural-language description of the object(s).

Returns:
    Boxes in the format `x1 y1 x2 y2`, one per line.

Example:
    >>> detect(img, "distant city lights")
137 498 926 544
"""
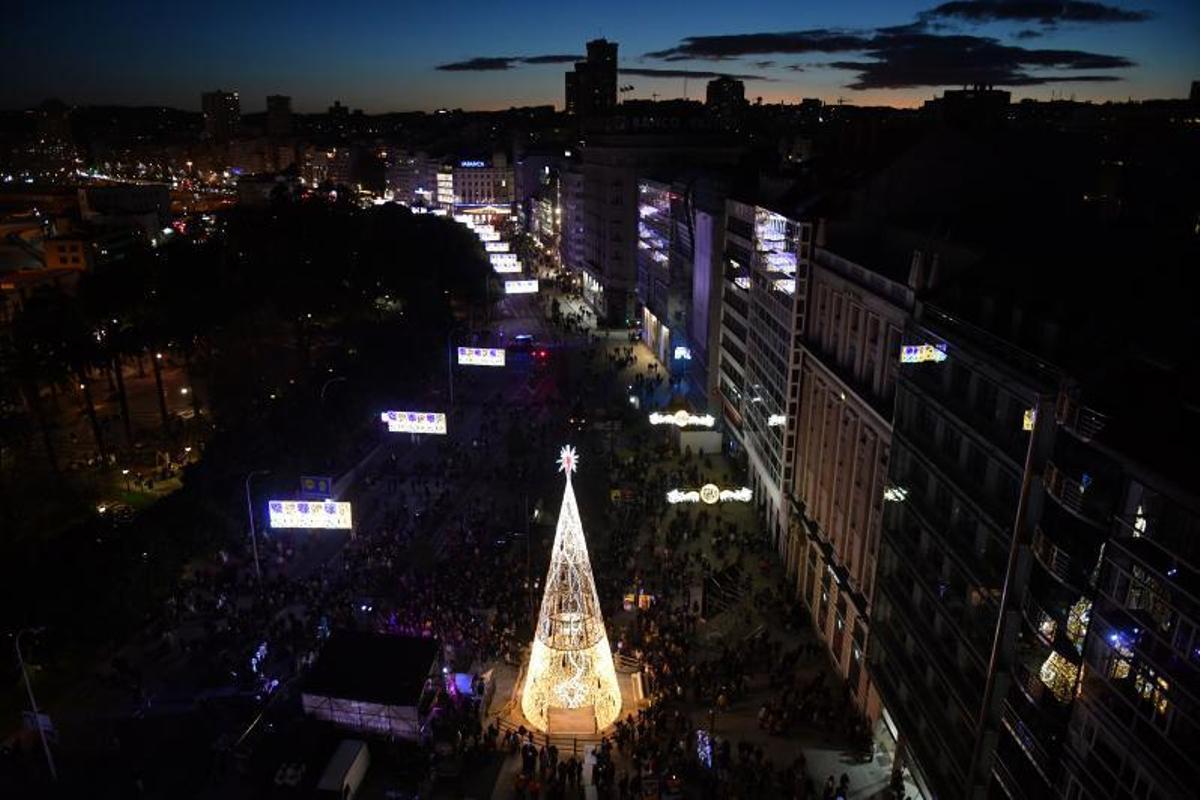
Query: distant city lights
767 414 787 427
673 346 692 361
381 410 447 434
648 410 715 428
457 346 505 367
268 500 353 530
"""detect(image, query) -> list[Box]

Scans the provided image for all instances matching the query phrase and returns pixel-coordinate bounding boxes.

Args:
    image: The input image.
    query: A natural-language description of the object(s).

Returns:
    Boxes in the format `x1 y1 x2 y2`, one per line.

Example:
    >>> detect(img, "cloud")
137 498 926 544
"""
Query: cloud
619 68 775 82
646 26 1134 90
827 32 1133 89
436 54 583 71
752 60 776 69
1014 28 1044 39
519 54 584 65
786 65 805 72
922 1 1151 25
646 30 874 61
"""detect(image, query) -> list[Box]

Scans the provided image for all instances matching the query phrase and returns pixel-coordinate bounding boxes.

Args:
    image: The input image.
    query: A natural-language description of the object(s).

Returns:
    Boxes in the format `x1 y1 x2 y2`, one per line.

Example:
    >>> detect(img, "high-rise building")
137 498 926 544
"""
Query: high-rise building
705 76 745 122
717 199 812 546
202 89 240 141
450 156 514 209
565 39 618 116
266 94 292 138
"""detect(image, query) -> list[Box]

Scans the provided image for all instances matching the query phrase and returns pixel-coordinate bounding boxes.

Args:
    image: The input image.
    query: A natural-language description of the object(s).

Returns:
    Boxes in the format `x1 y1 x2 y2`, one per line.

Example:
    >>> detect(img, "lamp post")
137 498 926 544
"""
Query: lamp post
15 628 56 782
245 469 270 584
319 375 347 404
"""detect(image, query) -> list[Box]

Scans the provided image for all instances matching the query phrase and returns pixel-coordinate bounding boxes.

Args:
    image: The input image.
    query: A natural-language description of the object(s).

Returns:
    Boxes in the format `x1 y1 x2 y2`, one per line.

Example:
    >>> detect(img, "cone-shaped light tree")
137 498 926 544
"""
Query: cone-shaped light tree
521 446 622 732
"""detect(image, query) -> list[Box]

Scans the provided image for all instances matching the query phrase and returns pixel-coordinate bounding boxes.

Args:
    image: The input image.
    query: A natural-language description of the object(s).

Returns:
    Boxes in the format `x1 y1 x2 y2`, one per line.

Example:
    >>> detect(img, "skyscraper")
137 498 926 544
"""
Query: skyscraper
565 38 618 116
201 89 240 141
705 76 745 122
266 94 292 138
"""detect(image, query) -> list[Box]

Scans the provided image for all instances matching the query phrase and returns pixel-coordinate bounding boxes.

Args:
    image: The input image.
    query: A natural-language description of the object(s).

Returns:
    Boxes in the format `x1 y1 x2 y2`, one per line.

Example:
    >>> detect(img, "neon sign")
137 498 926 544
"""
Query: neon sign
505 279 539 295
460 160 486 168
380 410 447 434
666 484 752 504
457 346 505 367
648 410 715 428
900 343 948 364
268 500 353 529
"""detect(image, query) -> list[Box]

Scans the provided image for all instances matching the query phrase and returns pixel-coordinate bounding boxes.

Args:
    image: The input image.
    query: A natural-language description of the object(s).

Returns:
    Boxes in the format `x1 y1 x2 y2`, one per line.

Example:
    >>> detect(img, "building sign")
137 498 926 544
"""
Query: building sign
673 346 692 361
380 410 447 434
504 279 539 295
648 410 715 428
666 484 753 504
900 343 948 364
484 241 509 253
457 346 505 367
491 253 520 273
268 500 352 529
459 160 486 168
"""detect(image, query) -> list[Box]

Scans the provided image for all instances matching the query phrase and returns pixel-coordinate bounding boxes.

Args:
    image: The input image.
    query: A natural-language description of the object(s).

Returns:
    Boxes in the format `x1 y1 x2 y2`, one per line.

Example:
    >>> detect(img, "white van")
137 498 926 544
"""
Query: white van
317 739 370 800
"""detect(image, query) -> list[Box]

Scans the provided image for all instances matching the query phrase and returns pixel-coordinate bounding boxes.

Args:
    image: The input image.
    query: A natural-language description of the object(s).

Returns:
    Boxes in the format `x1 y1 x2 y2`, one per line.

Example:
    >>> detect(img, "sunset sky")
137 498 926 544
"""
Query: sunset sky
4 0 1197 111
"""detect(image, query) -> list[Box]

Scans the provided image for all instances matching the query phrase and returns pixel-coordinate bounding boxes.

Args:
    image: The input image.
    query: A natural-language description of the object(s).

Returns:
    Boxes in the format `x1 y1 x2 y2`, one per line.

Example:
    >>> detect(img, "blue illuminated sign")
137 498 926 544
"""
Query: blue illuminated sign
459 160 486 168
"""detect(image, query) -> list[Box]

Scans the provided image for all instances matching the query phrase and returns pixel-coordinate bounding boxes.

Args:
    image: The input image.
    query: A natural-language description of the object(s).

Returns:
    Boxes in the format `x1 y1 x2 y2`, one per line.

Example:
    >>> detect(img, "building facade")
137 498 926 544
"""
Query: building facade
788 240 911 719
565 39 618 116
716 199 812 546
265 94 292 137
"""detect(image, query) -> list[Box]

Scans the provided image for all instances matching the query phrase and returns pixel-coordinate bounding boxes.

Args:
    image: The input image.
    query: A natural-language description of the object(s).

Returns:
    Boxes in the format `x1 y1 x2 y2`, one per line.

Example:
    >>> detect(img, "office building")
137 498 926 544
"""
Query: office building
451 156 513 209
560 163 587 278
717 199 812 546
565 39 618 116
202 89 240 141
788 226 914 719
266 94 293 137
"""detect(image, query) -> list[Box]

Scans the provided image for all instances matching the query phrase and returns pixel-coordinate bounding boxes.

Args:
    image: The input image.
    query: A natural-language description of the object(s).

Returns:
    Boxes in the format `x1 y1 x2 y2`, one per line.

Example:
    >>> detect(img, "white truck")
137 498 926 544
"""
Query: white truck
317 739 370 800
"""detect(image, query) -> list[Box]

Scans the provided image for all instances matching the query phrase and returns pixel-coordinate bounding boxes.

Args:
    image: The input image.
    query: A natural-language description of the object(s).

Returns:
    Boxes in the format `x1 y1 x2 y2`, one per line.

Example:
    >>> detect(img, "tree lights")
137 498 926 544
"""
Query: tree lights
521 446 621 733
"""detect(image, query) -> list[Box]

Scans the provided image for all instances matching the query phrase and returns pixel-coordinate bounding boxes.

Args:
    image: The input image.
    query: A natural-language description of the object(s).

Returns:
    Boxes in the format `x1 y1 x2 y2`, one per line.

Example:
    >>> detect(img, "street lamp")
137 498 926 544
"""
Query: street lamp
121 468 131 492
319 375 347 404
245 470 270 584
15 628 57 782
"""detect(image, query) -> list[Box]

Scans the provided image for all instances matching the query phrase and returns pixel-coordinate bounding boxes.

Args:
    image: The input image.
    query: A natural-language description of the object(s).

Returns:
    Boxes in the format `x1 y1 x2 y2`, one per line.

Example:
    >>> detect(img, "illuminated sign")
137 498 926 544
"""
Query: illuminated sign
484 241 509 253
673 346 692 361
453 214 472 224
299 475 333 498
900 343 948 364
460 160 486 168
884 486 908 503
268 500 352 530
648 410 715 428
1023 408 1036 431
504 279 539 295
666 484 752 504
476 230 500 242
491 253 520 273
457 346 505 367
767 414 787 427
381 410 447 435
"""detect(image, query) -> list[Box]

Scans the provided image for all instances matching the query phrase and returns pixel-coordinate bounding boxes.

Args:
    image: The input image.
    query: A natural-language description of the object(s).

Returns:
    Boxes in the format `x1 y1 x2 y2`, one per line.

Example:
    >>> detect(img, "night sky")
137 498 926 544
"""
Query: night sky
5 1 1197 111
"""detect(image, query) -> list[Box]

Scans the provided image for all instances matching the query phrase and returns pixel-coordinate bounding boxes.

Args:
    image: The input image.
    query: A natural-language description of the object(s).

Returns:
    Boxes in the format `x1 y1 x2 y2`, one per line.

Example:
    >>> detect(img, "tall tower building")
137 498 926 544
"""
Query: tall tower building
266 94 292 137
201 89 240 141
564 39 618 116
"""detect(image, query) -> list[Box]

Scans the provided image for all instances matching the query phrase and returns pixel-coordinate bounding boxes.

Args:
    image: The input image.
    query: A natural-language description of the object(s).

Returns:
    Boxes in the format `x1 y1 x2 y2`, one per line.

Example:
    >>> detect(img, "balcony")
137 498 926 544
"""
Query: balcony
1056 391 1108 442
1030 525 1086 592
1042 461 1110 529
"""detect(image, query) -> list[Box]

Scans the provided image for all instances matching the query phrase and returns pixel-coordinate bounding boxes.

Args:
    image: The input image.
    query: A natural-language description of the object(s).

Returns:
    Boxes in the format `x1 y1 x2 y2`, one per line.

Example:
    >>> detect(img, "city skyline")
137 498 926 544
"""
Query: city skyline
4 0 1198 112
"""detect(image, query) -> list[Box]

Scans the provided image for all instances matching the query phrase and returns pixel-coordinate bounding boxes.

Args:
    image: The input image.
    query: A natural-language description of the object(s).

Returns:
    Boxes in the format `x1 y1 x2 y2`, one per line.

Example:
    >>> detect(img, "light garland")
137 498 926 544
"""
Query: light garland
521 447 621 732
666 484 752 504
648 410 715 428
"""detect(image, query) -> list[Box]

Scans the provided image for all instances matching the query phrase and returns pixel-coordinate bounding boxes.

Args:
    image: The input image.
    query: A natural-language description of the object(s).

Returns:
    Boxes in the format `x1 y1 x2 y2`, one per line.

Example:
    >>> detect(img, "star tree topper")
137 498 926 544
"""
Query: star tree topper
557 445 579 476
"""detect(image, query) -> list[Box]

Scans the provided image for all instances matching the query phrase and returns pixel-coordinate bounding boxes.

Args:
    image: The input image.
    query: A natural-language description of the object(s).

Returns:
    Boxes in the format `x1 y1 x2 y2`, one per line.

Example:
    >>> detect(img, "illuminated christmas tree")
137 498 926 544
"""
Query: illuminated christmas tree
520 446 622 732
